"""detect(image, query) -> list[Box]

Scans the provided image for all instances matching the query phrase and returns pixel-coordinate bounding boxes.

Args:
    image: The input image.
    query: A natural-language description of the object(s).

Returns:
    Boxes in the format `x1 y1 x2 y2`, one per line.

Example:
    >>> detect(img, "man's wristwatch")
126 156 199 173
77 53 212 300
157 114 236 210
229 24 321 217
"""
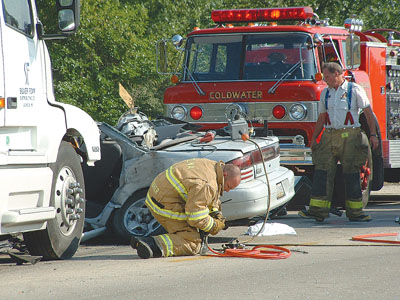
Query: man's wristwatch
370 134 377 137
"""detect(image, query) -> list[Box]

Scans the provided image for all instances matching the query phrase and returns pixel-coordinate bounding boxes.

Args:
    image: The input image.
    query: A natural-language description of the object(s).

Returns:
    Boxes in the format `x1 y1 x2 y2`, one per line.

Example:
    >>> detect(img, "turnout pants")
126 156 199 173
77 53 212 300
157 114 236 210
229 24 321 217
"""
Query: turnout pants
146 193 202 257
309 128 370 219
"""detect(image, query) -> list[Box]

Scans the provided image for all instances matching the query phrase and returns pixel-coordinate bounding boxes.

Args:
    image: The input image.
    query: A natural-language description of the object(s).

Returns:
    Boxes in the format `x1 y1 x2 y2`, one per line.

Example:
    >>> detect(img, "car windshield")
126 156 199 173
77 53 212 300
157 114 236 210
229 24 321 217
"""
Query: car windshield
184 32 317 82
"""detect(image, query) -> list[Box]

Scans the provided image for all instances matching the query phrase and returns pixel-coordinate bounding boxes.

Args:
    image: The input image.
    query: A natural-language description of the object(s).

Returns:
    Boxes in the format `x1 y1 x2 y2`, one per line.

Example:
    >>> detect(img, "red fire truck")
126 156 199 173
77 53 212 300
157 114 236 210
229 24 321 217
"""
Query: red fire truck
157 6 400 205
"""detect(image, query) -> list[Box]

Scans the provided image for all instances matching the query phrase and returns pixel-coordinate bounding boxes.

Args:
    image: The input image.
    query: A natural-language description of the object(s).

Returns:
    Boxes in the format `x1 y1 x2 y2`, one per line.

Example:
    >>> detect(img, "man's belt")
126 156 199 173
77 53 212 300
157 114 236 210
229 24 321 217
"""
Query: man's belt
325 127 361 132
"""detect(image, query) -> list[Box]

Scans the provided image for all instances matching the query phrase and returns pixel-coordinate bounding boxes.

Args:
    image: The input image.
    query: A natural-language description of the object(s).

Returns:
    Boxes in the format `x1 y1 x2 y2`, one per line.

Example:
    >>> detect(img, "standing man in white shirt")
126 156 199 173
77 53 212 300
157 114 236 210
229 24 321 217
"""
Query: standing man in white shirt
299 62 379 222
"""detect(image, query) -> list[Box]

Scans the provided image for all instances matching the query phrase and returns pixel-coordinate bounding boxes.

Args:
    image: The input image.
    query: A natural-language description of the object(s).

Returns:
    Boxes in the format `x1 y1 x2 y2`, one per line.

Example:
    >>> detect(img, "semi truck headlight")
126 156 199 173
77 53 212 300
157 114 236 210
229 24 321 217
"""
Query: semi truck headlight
289 103 307 120
171 106 187 120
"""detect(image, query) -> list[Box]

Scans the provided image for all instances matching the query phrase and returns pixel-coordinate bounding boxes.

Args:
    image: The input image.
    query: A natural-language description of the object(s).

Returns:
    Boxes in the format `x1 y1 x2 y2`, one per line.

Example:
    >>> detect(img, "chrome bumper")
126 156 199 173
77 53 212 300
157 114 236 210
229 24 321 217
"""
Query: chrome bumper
279 144 313 166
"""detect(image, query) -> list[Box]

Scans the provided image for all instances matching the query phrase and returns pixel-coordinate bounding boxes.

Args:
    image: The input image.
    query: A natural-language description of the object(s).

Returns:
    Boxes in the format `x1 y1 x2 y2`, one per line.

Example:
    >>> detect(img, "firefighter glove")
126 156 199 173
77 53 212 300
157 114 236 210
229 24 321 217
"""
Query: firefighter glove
209 210 225 221
209 218 225 235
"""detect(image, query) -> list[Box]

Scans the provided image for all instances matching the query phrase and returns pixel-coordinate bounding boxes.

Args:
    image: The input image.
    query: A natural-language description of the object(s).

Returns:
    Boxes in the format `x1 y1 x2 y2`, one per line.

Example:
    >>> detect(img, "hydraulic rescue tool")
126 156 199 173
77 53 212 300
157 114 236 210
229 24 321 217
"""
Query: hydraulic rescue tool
200 116 292 260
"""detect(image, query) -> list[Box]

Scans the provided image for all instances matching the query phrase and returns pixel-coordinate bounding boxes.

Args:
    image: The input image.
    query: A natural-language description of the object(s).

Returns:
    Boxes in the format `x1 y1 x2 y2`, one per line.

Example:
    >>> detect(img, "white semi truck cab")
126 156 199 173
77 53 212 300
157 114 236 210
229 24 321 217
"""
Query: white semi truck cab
0 0 100 259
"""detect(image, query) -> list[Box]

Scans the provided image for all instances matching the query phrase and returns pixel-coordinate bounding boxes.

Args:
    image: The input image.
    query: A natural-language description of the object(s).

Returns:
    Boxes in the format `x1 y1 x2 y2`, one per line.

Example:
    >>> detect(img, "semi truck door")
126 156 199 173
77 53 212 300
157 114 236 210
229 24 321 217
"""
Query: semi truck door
0 4 4 127
0 45 4 127
1 0 45 150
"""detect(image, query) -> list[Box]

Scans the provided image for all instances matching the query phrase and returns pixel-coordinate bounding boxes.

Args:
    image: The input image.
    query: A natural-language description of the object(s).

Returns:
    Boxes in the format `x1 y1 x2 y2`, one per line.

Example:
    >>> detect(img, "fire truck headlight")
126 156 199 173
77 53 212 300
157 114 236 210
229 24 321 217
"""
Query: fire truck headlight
289 103 307 120
171 105 187 120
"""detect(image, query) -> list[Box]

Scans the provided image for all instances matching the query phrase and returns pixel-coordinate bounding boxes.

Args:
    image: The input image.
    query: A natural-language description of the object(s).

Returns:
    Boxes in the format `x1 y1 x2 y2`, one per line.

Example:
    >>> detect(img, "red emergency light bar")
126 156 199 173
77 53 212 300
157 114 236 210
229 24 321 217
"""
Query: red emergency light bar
211 7 314 23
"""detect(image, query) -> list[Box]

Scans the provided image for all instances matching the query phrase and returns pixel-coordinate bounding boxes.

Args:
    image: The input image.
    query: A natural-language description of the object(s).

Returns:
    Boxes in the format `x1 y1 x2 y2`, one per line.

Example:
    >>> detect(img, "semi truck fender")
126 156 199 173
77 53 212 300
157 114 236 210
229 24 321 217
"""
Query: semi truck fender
57 103 101 165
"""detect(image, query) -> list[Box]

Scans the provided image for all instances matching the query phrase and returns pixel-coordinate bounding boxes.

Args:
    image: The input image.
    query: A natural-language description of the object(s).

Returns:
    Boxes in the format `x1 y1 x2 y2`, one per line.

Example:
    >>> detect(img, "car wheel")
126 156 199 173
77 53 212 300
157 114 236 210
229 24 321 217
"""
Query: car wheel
23 141 86 260
112 190 165 242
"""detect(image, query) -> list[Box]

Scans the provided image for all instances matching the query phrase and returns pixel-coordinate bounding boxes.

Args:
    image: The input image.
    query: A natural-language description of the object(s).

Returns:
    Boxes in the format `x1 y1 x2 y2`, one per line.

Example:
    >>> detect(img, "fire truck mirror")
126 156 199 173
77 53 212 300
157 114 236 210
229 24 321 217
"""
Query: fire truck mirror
313 33 324 46
345 35 361 69
172 34 184 49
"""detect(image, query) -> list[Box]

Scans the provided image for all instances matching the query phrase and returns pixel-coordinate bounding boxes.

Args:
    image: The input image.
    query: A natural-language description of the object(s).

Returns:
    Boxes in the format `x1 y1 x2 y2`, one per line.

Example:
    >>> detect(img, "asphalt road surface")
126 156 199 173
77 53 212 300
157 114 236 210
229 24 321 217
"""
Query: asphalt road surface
1 183 399 300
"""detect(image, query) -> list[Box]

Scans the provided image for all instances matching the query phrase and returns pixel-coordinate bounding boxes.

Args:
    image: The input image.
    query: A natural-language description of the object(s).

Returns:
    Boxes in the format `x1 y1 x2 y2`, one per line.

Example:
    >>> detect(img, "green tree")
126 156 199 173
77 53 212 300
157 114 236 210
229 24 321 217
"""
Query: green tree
36 0 399 124
37 0 163 123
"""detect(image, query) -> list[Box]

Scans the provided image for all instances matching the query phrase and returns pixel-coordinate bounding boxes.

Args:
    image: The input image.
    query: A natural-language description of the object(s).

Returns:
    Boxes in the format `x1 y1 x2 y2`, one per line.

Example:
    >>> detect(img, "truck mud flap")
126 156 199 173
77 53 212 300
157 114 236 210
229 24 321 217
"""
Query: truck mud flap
286 176 312 209
372 153 384 191
360 112 384 191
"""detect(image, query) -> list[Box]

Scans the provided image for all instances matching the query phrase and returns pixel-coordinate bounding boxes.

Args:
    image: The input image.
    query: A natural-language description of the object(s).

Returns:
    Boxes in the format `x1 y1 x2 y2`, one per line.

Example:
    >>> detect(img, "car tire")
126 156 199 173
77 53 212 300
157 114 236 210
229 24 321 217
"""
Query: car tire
23 141 86 260
112 189 166 242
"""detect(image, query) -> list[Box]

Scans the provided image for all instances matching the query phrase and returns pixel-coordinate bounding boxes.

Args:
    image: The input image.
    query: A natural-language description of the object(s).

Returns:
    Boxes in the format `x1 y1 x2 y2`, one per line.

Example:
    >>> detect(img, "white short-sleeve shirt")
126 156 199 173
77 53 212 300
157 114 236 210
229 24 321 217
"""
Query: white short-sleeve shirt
319 80 371 129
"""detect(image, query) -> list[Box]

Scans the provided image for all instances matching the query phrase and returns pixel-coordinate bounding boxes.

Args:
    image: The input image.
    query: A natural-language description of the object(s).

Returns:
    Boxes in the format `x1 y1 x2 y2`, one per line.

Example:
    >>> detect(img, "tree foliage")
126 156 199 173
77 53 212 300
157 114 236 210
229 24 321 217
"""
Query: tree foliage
36 0 400 123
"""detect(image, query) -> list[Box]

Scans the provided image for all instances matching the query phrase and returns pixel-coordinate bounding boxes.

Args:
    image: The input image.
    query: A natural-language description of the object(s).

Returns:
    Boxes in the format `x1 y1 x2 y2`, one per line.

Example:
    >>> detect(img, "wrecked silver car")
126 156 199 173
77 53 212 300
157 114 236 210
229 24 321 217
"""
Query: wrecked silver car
82 112 295 242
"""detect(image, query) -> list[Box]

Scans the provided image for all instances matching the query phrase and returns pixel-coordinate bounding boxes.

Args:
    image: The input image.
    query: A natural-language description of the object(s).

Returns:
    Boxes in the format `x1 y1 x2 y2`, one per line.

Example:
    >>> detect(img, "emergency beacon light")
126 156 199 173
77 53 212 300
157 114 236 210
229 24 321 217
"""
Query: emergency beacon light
211 7 314 23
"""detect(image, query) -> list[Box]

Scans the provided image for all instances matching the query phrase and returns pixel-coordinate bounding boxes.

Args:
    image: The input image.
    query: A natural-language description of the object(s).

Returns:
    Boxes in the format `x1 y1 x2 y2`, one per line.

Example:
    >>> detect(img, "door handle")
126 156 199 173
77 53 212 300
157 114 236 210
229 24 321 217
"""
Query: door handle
7 97 17 109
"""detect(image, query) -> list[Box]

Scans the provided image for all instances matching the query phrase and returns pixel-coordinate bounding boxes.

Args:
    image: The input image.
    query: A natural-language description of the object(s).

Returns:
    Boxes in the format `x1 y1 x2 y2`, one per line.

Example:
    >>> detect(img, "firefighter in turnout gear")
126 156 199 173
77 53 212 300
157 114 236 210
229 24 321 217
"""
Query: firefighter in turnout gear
131 158 241 258
299 62 379 222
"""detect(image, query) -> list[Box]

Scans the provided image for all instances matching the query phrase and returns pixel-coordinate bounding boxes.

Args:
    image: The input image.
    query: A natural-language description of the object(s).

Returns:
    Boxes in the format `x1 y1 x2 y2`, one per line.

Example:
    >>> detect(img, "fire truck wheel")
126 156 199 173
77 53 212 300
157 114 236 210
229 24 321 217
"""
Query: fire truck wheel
361 146 373 208
23 141 86 260
112 189 166 242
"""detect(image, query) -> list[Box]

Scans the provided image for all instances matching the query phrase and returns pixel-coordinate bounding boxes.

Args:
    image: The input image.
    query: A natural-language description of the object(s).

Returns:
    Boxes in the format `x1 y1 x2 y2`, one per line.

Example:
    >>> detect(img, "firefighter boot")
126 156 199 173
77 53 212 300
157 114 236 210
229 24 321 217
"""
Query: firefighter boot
348 214 372 222
298 209 324 222
130 236 162 259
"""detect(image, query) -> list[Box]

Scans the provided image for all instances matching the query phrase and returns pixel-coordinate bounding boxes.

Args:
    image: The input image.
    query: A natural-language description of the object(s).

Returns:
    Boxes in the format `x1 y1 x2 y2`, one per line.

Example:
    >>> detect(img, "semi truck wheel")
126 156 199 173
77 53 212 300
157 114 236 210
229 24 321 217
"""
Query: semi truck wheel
112 190 165 242
23 141 86 260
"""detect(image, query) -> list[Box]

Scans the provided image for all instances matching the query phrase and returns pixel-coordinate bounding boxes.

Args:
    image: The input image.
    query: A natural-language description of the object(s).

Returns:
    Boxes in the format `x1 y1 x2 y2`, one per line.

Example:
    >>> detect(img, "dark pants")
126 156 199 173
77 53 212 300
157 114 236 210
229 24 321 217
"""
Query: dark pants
309 128 370 219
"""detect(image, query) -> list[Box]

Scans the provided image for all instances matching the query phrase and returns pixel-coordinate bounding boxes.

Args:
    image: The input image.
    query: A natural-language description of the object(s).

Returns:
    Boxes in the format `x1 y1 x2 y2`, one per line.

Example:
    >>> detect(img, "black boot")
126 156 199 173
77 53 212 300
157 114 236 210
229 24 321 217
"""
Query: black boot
130 236 162 259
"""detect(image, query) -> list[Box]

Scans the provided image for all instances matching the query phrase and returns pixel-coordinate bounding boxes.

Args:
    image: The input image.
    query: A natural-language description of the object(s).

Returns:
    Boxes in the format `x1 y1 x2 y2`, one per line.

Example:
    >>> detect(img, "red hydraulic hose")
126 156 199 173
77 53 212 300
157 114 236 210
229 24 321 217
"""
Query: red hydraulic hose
201 131 292 260
207 244 291 260
203 132 291 260
352 233 400 244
